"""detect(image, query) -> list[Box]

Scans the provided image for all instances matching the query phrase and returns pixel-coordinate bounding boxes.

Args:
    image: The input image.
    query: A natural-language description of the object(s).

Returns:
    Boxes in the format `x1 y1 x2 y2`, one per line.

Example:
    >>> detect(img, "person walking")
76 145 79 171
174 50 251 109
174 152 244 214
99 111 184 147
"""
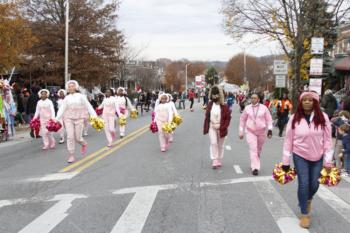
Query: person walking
281 91 333 229
55 80 97 163
203 86 231 169
57 89 66 144
276 93 293 137
97 88 121 147
34 89 56 150
321 89 338 119
188 89 195 111
154 93 173 152
115 87 135 138
239 93 273 176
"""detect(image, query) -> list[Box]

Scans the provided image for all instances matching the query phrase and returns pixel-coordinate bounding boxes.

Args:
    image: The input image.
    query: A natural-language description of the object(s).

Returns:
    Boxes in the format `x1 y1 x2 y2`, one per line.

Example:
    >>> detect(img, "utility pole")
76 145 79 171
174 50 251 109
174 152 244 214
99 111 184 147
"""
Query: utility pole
64 0 70 84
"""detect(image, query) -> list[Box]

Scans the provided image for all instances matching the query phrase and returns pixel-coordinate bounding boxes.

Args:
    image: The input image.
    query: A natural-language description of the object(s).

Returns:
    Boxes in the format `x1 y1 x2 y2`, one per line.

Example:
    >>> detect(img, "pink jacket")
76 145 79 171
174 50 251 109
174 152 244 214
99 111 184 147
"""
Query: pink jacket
282 112 333 165
34 99 55 121
56 93 97 121
239 103 273 135
98 97 121 117
154 103 172 123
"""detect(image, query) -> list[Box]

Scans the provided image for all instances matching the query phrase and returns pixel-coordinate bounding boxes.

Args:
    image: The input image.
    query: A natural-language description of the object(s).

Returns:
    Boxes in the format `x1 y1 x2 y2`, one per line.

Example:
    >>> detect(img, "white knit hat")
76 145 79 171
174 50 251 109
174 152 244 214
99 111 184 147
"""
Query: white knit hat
38 89 50 98
65 80 79 91
58 89 66 96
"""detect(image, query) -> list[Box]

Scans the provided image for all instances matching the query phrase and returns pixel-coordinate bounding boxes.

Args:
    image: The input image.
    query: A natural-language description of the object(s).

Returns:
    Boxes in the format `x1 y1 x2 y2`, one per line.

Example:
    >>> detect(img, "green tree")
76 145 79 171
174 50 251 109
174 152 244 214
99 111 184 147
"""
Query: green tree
205 67 218 85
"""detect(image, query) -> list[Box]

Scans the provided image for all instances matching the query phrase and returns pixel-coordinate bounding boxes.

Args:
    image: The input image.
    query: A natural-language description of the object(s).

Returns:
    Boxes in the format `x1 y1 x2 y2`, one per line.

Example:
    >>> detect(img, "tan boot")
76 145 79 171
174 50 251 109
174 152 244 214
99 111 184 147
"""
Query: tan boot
299 215 311 229
307 200 312 214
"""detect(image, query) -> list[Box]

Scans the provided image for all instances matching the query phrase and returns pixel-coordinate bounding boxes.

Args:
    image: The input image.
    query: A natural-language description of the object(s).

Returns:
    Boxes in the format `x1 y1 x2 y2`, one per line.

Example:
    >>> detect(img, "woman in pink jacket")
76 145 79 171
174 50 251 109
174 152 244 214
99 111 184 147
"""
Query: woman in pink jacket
34 89 56 150
97 88 121 147
154 94 173 152
239 93 273 176
56 80 97 163
281 91 333 229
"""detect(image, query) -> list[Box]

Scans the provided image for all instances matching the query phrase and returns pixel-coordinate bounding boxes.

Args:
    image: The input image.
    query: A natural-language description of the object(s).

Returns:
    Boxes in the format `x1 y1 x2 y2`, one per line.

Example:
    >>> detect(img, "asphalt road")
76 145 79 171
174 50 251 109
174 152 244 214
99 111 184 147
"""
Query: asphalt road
0 102 349 233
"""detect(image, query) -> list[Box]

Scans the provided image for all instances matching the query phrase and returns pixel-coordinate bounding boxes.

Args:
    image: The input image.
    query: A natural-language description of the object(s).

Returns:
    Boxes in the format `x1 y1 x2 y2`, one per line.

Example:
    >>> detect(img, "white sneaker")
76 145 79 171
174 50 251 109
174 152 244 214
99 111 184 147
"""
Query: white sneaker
59 138 65 144
83 132 88 137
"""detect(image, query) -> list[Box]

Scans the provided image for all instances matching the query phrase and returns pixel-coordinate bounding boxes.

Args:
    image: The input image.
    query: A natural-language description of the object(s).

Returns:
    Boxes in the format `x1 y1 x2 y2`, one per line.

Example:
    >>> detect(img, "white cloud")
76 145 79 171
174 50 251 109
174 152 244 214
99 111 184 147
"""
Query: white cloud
118 0 279 61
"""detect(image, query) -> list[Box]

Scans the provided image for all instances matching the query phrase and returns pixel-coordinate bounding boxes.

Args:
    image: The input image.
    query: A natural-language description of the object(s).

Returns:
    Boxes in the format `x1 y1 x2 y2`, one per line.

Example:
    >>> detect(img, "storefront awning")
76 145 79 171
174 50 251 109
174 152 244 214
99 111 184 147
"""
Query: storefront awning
335 56 350 71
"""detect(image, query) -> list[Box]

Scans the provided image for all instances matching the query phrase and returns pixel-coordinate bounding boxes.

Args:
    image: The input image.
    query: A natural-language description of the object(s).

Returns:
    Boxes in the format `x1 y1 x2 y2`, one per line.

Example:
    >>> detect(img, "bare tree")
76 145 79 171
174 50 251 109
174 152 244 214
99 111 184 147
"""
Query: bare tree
221 0 350 103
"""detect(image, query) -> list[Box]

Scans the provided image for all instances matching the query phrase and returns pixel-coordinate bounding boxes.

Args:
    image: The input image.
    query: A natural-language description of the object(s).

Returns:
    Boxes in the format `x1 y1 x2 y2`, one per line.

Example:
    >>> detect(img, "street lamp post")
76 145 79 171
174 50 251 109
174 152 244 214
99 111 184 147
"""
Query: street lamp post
185 63 191 94
64 0 70 84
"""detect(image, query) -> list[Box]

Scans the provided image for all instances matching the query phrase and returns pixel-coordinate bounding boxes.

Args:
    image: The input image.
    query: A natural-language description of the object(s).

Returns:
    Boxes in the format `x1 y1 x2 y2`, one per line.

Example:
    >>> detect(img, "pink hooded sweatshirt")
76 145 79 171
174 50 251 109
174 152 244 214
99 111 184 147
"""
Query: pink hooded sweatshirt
282 112 333 165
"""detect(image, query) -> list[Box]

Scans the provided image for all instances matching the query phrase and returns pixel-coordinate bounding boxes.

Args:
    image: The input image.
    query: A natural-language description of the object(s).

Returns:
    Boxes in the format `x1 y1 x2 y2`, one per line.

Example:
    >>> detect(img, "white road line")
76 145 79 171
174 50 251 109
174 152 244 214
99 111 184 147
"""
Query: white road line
254 181 309 233
111 185 177 233
22 172 78 182
200 176 272 187
18 194 87 233
225 145 232 151
233 165 243 174
197 189 225 233
317 186 350 223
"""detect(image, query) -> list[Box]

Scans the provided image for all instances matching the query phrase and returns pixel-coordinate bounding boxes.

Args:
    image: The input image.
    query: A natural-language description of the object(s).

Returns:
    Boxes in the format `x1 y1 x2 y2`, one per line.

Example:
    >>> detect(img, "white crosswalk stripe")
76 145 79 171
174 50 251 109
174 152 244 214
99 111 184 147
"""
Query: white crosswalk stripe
317 185 350 223
1 178 350 233
254 181 309 233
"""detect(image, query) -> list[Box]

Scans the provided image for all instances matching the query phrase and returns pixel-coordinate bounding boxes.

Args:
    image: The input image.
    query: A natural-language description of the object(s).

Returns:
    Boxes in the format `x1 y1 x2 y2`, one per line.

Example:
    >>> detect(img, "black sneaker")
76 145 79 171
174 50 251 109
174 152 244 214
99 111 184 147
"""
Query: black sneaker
252 169 259 176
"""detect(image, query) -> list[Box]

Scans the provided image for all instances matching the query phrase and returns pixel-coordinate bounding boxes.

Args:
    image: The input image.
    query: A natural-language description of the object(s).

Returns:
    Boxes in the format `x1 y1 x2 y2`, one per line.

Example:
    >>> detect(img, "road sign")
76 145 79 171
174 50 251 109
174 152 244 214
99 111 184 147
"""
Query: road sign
310 58 323 76
311 37 324 54
275 75 286 88
273 60 288 75
309 78 322 95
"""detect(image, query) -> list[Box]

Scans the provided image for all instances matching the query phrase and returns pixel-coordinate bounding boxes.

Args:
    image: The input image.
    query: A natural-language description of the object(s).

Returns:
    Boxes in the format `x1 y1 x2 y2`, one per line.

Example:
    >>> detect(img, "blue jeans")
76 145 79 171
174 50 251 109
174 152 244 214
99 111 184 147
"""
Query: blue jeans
293 153 323 215
345 153 350 173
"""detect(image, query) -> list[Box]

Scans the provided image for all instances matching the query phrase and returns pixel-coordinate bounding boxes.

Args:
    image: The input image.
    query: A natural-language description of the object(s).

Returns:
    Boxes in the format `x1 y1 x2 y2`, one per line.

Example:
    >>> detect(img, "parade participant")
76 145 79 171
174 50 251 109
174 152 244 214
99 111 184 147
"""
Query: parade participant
281 91 333 229
276 93 293 137
57 89 66 144
115 87 135 138
203 86 231 169
55 80 97 163
154 93 173 152
34 89 56 150
188 89 195 111
167 93 178 143
97 88 121 147
239 93 273 176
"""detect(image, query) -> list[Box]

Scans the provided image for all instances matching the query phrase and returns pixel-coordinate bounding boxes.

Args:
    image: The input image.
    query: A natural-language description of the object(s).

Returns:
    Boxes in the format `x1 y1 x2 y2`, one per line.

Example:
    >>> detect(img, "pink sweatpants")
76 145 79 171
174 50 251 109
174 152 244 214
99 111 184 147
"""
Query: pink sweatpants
209 124 225 160
245 130 266 171
58 119 65 140
64 118 87 154
103 115 116 145
156 121 169 150
40 120 55 148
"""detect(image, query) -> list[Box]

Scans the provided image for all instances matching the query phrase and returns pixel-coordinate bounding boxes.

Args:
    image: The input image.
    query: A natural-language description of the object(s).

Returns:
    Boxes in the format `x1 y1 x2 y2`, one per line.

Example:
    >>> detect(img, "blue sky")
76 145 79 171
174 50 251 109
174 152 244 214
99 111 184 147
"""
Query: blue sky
118 0 279 61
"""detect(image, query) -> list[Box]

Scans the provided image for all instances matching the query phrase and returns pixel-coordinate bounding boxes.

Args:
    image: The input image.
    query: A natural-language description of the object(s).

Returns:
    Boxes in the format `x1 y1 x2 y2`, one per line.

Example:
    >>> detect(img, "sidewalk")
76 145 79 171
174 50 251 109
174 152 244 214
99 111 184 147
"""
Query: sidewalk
0 125 32 148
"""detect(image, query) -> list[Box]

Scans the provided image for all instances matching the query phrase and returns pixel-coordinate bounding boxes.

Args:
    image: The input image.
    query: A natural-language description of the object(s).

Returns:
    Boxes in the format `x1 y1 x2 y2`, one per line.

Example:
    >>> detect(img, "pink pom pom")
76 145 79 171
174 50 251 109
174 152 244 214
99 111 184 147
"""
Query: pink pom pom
150 121 158 133
120 107 126 114
45 119 62 132
95 108 103 116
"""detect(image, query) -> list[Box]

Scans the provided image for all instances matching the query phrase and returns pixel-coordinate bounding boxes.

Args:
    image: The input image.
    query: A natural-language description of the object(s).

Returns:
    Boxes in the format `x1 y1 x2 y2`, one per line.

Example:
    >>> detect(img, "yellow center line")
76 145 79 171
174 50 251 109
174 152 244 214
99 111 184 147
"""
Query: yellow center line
73 127 149 173
59 125 149 173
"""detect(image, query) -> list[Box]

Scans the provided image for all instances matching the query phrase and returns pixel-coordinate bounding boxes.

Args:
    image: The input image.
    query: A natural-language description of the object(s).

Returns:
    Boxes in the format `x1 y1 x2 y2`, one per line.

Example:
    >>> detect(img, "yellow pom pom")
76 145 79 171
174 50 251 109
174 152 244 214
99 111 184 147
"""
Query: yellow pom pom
89 117 105 131
162 122 173 134
130 110 138 119
118 116 127 126
319 167 341 186
173 114 183 125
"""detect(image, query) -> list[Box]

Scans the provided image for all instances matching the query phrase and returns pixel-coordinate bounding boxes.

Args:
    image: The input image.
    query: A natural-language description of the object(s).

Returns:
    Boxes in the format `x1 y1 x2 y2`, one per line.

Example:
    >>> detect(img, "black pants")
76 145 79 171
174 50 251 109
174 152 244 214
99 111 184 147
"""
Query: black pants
190 98 194 109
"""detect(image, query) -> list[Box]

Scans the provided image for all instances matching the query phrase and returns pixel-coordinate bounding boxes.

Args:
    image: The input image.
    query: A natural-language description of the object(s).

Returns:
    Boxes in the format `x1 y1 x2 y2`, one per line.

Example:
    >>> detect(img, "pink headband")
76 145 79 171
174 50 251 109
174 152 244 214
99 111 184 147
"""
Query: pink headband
299 92 320 102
